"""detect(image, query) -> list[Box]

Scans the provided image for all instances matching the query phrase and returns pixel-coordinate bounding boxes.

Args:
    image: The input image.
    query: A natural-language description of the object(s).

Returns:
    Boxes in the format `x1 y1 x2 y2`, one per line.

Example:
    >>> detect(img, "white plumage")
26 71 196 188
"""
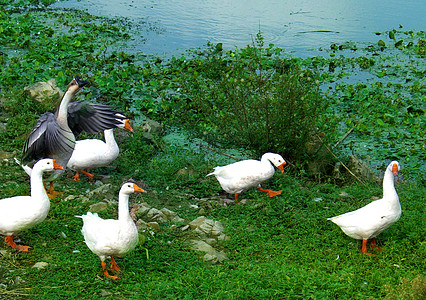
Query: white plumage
207 152 286 202
77 182 145 279
0 159 63 251
20 77 128 197
328 161 401 255
67 118 133 181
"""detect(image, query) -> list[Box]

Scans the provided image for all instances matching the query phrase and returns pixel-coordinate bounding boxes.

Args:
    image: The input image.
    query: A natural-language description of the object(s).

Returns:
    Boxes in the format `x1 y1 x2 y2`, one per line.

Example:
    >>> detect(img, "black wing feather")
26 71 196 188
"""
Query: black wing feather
22 113 75 164
67 102 127 137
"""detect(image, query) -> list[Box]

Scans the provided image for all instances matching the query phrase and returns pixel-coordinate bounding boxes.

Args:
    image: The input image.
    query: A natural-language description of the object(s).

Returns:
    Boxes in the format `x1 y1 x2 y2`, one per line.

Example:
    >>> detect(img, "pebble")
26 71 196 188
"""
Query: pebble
32 262 48 270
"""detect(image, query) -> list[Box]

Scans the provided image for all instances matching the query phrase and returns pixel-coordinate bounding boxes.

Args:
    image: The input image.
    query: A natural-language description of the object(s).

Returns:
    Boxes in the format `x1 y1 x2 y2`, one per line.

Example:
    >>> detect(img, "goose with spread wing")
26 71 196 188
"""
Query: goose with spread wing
67 118 133 181
20 77 127 197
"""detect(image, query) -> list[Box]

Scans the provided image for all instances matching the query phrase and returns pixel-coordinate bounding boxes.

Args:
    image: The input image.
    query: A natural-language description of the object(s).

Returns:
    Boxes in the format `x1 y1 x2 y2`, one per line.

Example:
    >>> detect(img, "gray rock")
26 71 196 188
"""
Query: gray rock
161 208 177 218
80 196 90 203
87 184 113 197
170 215 185 223
89 202 108 212
190 240 228 263
203 238 218 246
64 195 77 202
199 219 215 234
203 252 228 263
141 119 164 136
147 221 160 231
32 262 48 270
134 203 151 217
24 79 64 103
347 155 380 183
190 216 226 238
147 208 168 223
211 221 225 237
216 233 228 242
190 240 215 253
189 216 207 229
136 219 148 231
194 227 207 238
100 290 113 297
181 225 190 231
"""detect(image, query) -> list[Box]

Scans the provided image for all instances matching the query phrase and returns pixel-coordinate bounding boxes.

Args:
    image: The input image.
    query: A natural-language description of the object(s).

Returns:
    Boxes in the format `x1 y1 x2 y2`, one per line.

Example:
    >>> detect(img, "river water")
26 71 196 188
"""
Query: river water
54 0 425 58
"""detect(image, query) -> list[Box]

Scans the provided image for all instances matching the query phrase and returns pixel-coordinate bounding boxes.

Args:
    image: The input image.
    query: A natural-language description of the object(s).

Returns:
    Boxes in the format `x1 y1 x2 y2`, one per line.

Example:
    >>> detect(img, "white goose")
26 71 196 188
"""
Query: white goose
77 182 145 280
207 152 286 202
67 118 133 181
21 76 128 197
0 159 63 251
328 161 401 255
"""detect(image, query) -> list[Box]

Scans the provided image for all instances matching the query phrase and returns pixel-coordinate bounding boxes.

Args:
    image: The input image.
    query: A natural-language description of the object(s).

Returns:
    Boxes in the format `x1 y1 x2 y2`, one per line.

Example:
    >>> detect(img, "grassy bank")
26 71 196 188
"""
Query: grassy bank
0 2 425 299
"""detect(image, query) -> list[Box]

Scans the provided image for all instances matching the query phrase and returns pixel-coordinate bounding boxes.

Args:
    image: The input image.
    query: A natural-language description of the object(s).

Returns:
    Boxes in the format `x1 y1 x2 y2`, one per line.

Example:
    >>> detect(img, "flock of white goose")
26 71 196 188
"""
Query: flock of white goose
0 77 402 279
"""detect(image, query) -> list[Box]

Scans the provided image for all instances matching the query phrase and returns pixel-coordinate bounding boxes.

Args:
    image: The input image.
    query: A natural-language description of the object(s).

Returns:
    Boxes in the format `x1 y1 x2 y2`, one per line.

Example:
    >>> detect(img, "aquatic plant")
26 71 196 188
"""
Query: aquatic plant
161 32 336 164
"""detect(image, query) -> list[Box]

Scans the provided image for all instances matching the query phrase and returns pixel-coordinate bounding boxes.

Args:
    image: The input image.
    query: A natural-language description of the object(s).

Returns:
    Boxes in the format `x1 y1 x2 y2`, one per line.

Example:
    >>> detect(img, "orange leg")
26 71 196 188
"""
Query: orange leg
72 172 81 181
80 170 95 180
46 181 63 199
234 193 240 203
4 236 31 252
361 239 373 255
110 256 121 273
257 186 282 197
370 238 382 251
101 261 118 280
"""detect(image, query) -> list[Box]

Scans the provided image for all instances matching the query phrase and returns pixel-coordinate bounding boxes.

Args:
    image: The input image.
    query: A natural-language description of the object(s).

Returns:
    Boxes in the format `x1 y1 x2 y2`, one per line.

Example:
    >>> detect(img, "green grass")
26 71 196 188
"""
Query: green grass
0 151 425 299
0 2 425 299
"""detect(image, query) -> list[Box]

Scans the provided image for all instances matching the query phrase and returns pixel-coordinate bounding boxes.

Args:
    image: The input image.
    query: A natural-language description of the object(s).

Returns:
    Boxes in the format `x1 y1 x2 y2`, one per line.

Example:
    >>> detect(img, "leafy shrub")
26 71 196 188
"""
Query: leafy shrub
162 32 336 163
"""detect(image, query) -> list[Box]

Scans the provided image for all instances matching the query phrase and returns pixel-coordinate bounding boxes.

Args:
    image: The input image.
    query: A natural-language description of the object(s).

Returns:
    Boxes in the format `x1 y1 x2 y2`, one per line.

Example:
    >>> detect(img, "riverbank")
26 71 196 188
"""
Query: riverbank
0 3 425 299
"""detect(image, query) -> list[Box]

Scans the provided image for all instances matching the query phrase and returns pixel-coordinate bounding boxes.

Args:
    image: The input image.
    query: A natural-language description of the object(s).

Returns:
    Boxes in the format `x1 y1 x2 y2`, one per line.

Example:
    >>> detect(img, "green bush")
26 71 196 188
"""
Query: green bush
162 32 336 163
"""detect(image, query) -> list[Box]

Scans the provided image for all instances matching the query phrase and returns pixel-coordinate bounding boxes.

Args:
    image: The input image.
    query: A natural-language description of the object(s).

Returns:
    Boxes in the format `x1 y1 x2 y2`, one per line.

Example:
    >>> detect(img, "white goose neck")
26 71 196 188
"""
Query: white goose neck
56 91 74 127
118 192 132 222
261 154 271 163
260 154 274 168
104 129 118 150
382 168 398 200
30 167 49 202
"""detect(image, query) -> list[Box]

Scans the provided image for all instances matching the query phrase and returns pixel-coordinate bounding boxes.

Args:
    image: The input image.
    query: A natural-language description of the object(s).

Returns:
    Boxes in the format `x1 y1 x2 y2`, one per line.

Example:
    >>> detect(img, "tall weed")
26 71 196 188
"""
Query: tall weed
164 32 336 163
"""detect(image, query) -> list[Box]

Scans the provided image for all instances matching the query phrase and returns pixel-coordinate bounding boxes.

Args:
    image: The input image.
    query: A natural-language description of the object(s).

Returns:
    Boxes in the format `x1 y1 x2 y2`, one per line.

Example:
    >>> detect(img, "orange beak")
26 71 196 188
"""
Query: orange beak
52 159 64 170
392 163 398 175
133 184 146 193
278 162 287 173
124 119 133 132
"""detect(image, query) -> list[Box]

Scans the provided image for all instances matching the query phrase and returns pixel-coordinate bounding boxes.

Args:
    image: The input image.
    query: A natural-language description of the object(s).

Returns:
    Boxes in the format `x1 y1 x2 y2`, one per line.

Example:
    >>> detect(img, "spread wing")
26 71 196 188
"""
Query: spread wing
22 112 75 164
67 102 127 137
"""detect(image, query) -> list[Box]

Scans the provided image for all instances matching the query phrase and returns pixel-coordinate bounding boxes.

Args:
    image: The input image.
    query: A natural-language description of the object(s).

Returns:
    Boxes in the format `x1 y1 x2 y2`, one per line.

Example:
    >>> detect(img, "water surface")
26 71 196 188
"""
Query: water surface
54 0 425 57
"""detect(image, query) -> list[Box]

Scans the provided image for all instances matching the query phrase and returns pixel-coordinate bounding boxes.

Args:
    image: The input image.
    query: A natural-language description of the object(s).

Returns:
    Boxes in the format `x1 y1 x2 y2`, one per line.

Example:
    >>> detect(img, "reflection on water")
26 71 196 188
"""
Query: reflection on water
54 0 424 57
